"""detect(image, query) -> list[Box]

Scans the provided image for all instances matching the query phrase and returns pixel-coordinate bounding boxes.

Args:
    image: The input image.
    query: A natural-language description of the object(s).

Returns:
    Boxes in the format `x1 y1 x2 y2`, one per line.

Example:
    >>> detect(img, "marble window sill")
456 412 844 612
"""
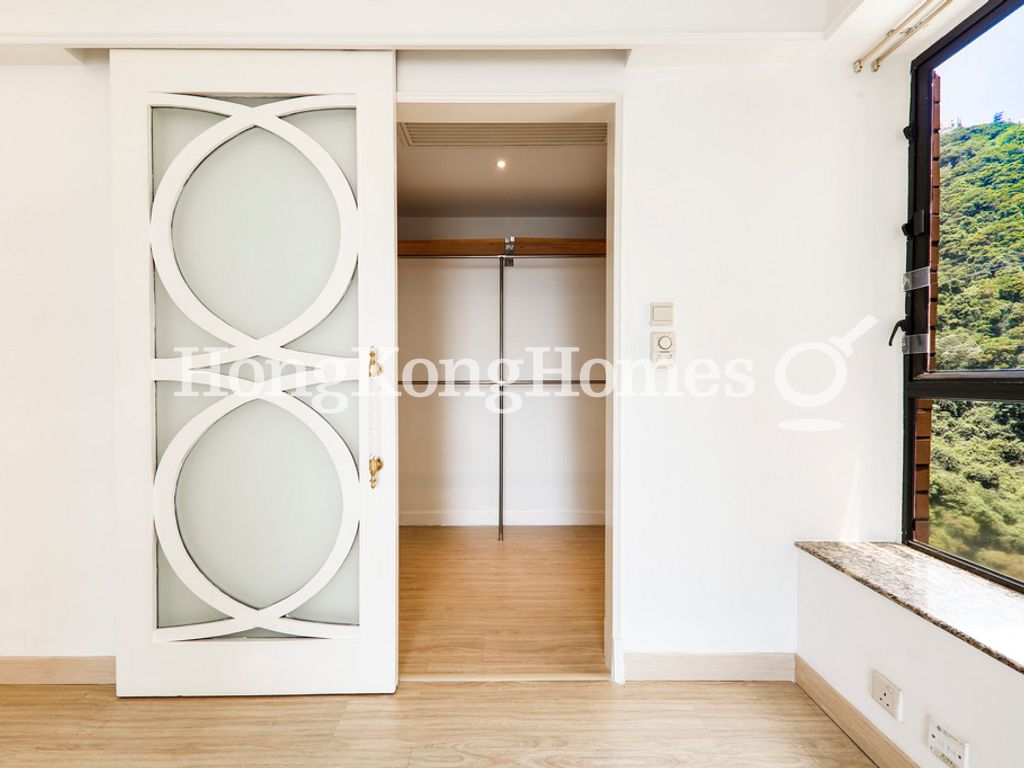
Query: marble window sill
796 541 1024 675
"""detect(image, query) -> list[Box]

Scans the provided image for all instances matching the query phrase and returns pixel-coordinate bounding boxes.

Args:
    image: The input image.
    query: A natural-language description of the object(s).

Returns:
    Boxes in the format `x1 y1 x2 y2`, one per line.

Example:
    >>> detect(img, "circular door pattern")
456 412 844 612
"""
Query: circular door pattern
149 95 361 641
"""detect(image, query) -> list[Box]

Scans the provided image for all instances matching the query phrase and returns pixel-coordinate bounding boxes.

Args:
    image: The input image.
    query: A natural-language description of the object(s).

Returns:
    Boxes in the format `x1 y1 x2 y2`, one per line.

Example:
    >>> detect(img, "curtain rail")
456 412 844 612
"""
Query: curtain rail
853 0 954 73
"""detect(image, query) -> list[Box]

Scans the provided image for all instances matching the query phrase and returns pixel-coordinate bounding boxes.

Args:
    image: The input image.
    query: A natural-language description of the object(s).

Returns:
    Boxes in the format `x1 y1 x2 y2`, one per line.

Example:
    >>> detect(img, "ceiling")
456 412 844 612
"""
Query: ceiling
0 1 983 64
0 1 859 48
397 125 607 218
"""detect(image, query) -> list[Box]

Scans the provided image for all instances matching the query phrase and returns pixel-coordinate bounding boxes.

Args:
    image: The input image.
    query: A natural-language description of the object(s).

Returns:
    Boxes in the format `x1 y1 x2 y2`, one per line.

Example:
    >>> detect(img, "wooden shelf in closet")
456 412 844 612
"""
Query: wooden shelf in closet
515 237 605 256
397 237 606 258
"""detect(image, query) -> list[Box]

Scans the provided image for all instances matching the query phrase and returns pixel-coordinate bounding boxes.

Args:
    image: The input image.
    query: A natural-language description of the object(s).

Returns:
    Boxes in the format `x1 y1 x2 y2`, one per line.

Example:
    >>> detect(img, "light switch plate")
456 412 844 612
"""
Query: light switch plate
650 302 674 326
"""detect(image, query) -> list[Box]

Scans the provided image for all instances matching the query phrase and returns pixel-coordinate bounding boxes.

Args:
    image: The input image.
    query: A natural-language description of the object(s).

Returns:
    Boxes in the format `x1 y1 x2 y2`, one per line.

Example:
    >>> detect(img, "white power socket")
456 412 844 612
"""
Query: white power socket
870 670 903 721
929 718 969 768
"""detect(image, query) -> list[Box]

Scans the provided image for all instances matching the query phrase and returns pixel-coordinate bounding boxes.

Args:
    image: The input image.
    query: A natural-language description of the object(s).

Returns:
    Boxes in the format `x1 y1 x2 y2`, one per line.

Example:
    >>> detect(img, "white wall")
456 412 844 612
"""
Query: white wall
0 52 115 655
799 553 1024 766
616 45 907 655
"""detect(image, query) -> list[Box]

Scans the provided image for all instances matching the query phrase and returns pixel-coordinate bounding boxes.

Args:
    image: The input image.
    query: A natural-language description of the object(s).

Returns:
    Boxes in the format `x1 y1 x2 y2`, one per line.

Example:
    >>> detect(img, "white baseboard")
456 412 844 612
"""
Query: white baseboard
623 652 795 682
796 656 916 768
610 636 626 684
400 509 605 526
0 656 115 684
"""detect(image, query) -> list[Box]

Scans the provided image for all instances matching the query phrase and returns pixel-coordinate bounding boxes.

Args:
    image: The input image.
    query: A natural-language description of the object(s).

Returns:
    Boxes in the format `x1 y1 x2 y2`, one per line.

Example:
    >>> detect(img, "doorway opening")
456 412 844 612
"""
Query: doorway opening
396 101 614 680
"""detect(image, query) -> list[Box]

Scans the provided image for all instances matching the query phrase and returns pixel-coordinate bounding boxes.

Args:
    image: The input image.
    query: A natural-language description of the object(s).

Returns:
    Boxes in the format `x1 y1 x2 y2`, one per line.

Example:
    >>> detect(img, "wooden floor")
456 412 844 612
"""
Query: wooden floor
399 526 606 679
0 681 874 767
0 527 874 765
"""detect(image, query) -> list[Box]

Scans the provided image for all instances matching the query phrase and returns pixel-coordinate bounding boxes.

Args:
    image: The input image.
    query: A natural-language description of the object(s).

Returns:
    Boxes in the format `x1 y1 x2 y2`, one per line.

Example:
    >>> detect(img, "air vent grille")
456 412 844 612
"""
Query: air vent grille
400 122 607 147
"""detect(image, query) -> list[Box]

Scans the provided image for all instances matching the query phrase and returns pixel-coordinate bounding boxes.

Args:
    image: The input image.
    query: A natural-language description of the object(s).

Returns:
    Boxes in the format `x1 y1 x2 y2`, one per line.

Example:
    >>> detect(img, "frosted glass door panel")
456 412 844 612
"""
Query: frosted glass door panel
398 261 499 378
175 399 343 609
399 392 499 520
170 124 339 339
504 258 606 380
283 109 359 357
151 100 361 637
504 390 605 522
288 531 359 625
153 107 360 359
287 269 359 357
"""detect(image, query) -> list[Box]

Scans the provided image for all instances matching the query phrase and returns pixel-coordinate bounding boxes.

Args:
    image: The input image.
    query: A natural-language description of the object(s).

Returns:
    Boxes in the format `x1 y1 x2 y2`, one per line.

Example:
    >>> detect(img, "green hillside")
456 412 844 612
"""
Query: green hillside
937 121 1024 371
929 121 1024 580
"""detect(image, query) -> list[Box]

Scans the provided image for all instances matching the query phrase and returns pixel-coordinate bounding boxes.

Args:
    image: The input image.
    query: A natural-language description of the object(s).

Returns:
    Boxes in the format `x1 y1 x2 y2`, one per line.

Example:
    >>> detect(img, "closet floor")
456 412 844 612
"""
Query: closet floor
399 526 606 680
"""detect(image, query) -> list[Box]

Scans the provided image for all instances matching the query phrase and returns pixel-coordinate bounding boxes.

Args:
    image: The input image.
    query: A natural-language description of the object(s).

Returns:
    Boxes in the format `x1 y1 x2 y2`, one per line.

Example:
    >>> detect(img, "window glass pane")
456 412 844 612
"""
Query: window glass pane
914 399 1024 581
933 7 1024 370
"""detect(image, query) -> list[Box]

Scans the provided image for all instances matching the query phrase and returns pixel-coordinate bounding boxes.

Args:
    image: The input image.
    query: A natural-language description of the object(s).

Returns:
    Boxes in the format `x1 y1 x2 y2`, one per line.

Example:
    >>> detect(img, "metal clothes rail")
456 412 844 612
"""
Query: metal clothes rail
397 235 607 540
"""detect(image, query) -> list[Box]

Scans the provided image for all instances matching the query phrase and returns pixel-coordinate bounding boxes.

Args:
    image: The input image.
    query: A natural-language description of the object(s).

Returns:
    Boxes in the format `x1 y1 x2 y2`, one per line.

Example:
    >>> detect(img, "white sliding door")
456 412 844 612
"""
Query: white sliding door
111 50 397 696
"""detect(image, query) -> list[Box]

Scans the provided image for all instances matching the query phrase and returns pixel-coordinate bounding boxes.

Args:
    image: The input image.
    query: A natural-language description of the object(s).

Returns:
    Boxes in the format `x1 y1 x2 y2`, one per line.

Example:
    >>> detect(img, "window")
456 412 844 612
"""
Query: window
906 0 1024 591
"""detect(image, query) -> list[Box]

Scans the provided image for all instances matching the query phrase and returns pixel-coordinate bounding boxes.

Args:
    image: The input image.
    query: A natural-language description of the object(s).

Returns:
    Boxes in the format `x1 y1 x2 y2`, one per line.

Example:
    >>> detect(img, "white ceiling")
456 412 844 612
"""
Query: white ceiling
397 129 607 218
0 1 854 48
0 1 984 63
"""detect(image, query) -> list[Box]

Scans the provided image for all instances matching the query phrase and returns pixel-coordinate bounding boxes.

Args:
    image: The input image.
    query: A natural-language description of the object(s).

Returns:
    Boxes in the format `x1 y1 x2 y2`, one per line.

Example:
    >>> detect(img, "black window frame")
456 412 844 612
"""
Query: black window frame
904 0 1024 594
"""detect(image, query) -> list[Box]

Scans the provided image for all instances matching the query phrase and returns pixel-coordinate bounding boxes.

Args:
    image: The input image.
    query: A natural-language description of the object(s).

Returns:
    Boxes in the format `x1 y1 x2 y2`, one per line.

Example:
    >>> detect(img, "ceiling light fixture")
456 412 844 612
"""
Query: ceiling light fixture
496 159 507 169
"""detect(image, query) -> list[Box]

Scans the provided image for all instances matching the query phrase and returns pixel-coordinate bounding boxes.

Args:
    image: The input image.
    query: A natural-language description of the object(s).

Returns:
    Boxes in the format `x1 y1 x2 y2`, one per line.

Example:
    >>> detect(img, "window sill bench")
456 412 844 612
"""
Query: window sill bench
795 541 1024 675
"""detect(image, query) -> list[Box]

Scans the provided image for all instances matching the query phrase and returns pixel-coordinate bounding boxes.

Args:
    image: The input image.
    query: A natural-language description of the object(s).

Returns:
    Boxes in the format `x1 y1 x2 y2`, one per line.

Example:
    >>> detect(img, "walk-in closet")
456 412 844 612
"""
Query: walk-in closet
396 108 611 678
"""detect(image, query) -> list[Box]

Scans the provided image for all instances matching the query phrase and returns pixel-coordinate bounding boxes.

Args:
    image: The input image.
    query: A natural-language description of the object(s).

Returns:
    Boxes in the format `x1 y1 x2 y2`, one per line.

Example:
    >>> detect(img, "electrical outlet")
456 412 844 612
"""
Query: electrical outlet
870 670 903 721
929 718 969 768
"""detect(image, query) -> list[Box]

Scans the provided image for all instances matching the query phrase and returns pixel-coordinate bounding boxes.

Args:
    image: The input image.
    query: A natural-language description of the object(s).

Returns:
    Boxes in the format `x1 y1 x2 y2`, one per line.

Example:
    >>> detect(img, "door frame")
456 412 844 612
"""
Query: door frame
395 92 624 683
111 48 398 696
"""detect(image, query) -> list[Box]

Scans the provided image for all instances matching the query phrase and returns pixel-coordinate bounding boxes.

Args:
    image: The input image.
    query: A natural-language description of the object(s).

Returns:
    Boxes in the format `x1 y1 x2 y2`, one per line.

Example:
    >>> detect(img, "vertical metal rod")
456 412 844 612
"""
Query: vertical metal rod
498 240 508 542
498 392 504 542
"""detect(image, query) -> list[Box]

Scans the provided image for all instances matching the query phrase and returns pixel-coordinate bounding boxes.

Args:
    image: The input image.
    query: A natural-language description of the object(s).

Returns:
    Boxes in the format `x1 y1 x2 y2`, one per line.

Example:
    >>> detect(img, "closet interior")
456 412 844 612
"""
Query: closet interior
396 107 610 678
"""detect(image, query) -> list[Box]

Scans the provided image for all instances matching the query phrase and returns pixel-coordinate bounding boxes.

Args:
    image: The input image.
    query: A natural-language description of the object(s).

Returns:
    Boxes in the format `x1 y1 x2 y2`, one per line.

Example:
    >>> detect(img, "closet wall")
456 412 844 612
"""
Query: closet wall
398 216 606 526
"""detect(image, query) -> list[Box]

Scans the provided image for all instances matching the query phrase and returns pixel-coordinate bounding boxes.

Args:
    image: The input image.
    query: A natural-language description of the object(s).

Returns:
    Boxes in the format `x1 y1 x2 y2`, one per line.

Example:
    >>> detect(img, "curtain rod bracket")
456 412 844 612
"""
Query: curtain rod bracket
853 0 954 73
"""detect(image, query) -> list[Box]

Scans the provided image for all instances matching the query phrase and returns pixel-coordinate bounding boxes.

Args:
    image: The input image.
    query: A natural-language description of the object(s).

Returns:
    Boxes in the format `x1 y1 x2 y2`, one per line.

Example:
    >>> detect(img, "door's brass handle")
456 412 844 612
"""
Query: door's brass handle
368 347 384 489
368 456 384 489
368 347 383 378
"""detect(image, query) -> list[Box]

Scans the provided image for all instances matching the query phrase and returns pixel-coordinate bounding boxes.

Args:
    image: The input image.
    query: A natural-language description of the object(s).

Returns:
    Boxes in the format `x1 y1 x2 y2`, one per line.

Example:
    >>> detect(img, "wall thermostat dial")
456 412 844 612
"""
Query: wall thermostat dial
651 331 676 366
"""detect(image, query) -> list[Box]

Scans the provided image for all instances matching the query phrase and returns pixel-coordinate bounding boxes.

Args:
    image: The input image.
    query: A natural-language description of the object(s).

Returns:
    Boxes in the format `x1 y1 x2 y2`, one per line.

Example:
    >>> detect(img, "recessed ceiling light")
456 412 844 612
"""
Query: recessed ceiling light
496 159 507 169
